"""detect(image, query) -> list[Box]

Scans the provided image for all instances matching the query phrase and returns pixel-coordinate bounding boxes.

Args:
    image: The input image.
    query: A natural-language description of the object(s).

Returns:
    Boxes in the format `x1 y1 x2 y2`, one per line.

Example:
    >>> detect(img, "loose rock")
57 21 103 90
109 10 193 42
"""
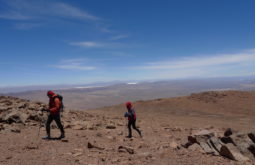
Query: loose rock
106 125 116 129
118 146 134 154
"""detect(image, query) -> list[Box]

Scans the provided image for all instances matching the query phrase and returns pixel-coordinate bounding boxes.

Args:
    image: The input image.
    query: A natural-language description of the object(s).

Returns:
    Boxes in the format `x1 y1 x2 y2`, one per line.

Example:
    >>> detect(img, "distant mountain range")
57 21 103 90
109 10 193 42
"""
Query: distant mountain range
0 81 125 94
1 77 255 110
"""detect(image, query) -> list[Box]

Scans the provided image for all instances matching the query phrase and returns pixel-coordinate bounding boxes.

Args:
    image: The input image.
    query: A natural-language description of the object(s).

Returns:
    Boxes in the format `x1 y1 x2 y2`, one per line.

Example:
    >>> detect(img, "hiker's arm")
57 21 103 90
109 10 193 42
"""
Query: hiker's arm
50 98 60 113
124 112 129 117
124 111 132 117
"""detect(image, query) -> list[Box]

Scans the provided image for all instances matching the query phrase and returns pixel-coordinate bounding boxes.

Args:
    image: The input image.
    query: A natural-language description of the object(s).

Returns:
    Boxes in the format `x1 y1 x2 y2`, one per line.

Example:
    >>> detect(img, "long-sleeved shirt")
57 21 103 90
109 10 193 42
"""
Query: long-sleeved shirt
125 108 136 121
49 94 61 115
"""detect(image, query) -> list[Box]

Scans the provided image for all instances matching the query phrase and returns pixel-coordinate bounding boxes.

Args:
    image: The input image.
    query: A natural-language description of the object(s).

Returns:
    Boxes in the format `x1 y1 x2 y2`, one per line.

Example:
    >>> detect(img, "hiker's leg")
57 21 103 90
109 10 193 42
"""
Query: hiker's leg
53 114 65 136
128 120 132 137
46 115 54 137
132 120 142 137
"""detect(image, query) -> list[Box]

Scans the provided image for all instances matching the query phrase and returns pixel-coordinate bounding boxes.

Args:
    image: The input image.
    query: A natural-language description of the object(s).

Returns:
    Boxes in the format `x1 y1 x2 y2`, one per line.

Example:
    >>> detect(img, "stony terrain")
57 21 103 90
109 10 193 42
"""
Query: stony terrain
1 91 255 164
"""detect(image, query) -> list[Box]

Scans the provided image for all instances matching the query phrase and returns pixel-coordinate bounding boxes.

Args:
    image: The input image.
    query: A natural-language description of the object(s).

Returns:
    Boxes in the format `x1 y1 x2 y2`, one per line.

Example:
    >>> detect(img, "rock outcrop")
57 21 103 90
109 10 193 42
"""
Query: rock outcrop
0 96 46 126
183 128 255 162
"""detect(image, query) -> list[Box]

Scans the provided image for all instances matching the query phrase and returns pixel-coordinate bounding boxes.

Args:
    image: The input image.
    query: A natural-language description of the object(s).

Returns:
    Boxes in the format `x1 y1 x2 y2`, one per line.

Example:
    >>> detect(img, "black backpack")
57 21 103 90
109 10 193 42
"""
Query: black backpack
53 94 64 112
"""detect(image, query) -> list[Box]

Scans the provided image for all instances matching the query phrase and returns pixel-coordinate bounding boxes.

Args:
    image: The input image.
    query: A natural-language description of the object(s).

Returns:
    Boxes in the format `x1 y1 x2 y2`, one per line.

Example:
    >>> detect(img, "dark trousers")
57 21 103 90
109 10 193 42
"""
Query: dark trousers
46 114 64 136
128 119 141 137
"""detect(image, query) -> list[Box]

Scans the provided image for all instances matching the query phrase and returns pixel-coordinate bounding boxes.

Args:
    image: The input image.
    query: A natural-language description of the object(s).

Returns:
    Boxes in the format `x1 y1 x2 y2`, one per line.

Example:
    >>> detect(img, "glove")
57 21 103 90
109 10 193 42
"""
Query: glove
124 112 129 117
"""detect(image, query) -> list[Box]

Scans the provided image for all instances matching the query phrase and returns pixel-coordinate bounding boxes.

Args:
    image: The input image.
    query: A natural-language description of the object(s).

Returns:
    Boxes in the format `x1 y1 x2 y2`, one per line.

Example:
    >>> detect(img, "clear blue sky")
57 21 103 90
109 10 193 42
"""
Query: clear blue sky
1 0 255 87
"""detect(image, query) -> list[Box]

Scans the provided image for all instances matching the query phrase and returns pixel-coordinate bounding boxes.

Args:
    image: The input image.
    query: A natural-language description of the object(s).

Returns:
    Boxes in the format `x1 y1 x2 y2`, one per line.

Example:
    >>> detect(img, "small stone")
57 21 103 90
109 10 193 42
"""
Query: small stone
96 133 102 137
24 144 39 150
224 128 233 137
30 123 38 126
73 152 83 157
188 136 197 144
6 156 12 159
73 125 85 130
88 142 94 148
118 131 123 135
106 125 116 129
11 128 21 133
74 148 83 152
170 141 180 150
118 146 134 154
64 124 72 129
87 142 104 150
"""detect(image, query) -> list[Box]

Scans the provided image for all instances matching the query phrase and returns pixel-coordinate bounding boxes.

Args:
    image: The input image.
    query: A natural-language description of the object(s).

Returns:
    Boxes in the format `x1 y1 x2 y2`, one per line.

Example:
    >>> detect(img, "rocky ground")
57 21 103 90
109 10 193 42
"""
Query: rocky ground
1 91 255 165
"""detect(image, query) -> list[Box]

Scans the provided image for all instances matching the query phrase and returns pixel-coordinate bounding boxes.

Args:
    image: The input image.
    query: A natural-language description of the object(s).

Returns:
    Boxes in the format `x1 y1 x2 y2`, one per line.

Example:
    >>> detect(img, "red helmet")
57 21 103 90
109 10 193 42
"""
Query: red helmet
126 102 132 109
47 90 55 96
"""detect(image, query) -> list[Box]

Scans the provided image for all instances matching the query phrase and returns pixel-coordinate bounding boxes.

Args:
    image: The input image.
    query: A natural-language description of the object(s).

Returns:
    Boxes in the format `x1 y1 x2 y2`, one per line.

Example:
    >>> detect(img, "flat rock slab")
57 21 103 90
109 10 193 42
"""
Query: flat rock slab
220 143 250 162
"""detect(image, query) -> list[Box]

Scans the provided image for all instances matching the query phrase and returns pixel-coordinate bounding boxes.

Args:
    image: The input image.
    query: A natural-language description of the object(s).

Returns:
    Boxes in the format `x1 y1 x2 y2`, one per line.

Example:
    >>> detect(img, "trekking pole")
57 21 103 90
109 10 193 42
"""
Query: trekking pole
37 111 43 139
37 108 47 139
123 121 128 137
37 124 42 138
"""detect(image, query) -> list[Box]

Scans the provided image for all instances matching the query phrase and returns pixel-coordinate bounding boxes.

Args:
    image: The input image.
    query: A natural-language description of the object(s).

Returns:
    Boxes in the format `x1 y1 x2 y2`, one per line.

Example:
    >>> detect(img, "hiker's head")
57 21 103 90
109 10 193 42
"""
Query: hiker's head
47 90 55 97
126 102 132 109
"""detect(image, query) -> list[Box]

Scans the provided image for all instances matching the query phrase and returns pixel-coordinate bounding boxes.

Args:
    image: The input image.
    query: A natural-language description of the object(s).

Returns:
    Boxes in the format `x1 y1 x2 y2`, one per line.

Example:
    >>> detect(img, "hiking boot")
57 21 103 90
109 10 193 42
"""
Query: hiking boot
42 136 51 140
139 131 142 137
59 134 65 139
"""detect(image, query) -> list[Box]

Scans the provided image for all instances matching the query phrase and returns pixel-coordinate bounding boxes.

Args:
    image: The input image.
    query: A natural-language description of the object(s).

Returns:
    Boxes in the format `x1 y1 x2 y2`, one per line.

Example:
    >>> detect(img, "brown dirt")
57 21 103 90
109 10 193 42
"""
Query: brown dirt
1 90 255 164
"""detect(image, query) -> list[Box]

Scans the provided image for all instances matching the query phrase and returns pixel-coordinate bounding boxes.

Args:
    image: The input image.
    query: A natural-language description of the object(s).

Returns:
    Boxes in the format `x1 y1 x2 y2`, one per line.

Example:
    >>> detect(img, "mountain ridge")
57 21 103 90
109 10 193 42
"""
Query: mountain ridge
3 78 255 110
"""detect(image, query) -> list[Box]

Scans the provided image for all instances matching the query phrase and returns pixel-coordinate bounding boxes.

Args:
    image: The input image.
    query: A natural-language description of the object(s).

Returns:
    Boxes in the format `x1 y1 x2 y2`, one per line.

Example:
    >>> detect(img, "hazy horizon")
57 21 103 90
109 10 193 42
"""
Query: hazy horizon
1 76 255 98
1 74 255 88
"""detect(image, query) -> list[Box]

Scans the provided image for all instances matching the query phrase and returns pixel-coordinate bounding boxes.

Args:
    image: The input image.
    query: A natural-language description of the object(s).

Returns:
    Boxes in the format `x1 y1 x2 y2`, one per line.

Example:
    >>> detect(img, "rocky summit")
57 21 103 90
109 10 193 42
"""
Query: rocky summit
1 91 255 165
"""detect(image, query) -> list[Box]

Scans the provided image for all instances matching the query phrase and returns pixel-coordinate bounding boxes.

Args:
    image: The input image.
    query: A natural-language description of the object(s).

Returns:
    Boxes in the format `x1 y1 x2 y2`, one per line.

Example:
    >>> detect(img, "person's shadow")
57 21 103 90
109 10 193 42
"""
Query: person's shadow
43 137 62 140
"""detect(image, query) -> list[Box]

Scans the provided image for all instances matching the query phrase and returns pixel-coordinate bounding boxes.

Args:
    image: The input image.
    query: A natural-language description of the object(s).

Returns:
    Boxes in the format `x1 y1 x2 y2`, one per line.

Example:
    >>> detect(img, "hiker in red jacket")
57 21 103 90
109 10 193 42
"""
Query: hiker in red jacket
42 90 65 139
124 102 142 138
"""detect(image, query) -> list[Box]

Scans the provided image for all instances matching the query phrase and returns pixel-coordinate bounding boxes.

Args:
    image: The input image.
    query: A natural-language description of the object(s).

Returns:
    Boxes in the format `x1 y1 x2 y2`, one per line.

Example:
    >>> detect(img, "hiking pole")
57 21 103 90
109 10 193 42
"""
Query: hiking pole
37 109 44 139
35 108 47 148
37 108 48 139
37 122 42 139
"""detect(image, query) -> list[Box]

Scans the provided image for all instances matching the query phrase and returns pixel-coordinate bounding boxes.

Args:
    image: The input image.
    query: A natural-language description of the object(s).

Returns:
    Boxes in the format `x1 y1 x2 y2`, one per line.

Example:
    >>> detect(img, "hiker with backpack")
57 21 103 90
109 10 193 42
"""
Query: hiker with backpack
42 90 65 139
124 102 142 138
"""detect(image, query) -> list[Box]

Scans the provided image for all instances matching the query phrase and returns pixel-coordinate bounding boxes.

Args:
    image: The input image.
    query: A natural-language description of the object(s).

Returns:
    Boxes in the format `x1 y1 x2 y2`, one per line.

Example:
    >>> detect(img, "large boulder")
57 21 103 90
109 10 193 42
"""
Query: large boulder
229 133 255 161
209 137 223 153
184 129 255 162
220 143 250 161
189 130 218 155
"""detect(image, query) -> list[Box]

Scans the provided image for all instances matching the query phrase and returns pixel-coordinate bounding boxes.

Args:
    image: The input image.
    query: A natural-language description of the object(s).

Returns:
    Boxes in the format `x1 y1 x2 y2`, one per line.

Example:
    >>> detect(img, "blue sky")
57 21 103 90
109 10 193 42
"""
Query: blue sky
1 0 255 87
